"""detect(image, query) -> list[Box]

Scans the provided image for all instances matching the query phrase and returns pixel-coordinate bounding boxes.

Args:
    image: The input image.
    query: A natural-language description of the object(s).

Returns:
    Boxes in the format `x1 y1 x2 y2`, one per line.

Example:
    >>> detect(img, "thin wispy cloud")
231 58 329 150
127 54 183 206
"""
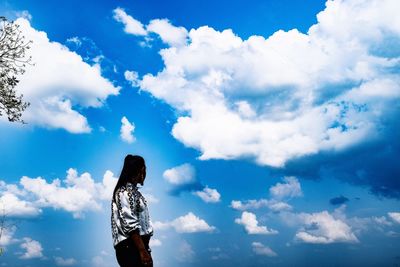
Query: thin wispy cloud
252 242 277 257
54 256 77 266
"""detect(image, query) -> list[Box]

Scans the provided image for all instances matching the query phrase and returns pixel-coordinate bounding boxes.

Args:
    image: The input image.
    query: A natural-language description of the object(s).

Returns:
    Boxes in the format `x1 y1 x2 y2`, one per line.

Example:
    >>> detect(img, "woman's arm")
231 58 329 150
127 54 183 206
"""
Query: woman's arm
130 230 152 266
116 187 152 265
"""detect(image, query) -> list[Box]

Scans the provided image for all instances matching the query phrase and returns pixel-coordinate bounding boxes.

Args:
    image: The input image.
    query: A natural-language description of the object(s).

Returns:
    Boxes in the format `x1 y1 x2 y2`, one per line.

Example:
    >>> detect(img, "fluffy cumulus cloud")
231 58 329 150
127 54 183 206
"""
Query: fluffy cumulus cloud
120 116 136 143
146 19 188 47
153 212 216 233
0 169 118 219
54 256 77 266
124 70 140 87
163 163 196 185
251 242 277 257
235 211 278 235
294 210 359 244
0 192 41 217
19 237 43 259
172 212 216 233
193 186 221 203
11 18 119 133
269 176 303 200
117 0 400 168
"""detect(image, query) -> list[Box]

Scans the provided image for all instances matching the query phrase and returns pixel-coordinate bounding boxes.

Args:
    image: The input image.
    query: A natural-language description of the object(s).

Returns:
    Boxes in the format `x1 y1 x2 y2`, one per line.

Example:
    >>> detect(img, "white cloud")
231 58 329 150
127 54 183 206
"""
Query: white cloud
267 201 293 212
0 169 117 219
269 176 303 200
0 192 41 217
54 256 77 266
209 247 229 260
230 176 301 213
0 225 18 247
235 100 256 118
120 116 136 143
0 180 26 197
15 10 32 21
176 240 195 262
21 169 100 218
372 216 393 227
153 212 215 233
163 163 196 185
252 242 277 257
193 186 221 203
344 215 393 235
97 170 119 201
19 237 43 259
142 193 159 204
149 238 162 247
172 212 216 233
116 0 400 167
66 36 82 47
124 70 140 87
231 199 268 210
279 204 396 240
113 9 187 47
152 220 170 231
294 210 358 244
147 19 188 47
113 8 147 36
388 212 400 224
231 199 292 212
235 211 278 235
91 255 108 267
12 18 119 133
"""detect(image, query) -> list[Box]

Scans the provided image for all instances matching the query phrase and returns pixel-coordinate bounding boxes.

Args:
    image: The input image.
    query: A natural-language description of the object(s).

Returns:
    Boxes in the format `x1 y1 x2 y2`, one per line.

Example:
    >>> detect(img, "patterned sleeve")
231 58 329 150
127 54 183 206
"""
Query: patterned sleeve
116 186 141 237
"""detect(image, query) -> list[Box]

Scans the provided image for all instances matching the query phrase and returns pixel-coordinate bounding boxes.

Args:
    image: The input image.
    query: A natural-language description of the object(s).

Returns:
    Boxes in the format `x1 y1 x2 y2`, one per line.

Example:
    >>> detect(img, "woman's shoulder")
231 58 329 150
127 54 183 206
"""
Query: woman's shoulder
118 182 140 195
115 184 129 200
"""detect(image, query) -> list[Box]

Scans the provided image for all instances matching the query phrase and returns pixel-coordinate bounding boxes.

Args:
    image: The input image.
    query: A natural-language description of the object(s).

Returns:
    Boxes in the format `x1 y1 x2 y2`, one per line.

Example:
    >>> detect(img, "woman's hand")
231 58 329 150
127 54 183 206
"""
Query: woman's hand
139 249 153 266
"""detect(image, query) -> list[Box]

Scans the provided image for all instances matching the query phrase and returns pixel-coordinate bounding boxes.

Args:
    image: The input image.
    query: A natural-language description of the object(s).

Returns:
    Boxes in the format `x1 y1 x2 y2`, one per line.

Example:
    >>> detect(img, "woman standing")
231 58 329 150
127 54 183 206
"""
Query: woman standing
111 155 154 267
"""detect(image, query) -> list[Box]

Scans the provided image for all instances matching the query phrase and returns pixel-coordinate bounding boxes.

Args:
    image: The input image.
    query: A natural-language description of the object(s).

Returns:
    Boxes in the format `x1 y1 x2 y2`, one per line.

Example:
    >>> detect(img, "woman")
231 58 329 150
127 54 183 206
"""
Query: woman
111 155 154 267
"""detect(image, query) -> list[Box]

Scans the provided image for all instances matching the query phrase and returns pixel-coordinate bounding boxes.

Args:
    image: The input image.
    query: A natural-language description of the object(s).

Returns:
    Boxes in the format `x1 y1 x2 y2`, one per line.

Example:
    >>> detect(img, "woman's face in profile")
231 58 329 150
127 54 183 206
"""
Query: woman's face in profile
138 165 146 185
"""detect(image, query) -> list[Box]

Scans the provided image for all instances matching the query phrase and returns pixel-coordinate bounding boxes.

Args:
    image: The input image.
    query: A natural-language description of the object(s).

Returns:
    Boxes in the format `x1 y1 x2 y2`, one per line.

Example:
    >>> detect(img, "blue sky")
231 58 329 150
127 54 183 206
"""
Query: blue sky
0 0 399 266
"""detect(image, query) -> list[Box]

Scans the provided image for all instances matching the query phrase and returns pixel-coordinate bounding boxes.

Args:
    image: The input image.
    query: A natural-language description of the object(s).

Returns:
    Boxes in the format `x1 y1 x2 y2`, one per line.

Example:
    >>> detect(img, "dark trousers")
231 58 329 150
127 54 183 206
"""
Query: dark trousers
115 235 152 267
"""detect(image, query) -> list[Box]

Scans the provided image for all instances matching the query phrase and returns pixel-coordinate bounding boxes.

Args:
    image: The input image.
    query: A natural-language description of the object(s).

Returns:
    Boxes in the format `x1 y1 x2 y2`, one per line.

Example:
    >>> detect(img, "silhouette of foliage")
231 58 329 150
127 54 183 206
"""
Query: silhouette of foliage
0 16 33 123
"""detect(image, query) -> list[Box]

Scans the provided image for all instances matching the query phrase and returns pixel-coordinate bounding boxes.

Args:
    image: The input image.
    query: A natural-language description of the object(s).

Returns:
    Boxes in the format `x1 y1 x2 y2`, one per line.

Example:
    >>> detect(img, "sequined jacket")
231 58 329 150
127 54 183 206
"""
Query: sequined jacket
111 182 154 247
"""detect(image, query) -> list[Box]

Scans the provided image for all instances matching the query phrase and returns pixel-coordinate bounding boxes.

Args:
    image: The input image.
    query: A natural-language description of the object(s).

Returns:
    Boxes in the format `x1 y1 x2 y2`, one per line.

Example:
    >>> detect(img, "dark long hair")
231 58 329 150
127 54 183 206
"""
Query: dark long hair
112 154 146 202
